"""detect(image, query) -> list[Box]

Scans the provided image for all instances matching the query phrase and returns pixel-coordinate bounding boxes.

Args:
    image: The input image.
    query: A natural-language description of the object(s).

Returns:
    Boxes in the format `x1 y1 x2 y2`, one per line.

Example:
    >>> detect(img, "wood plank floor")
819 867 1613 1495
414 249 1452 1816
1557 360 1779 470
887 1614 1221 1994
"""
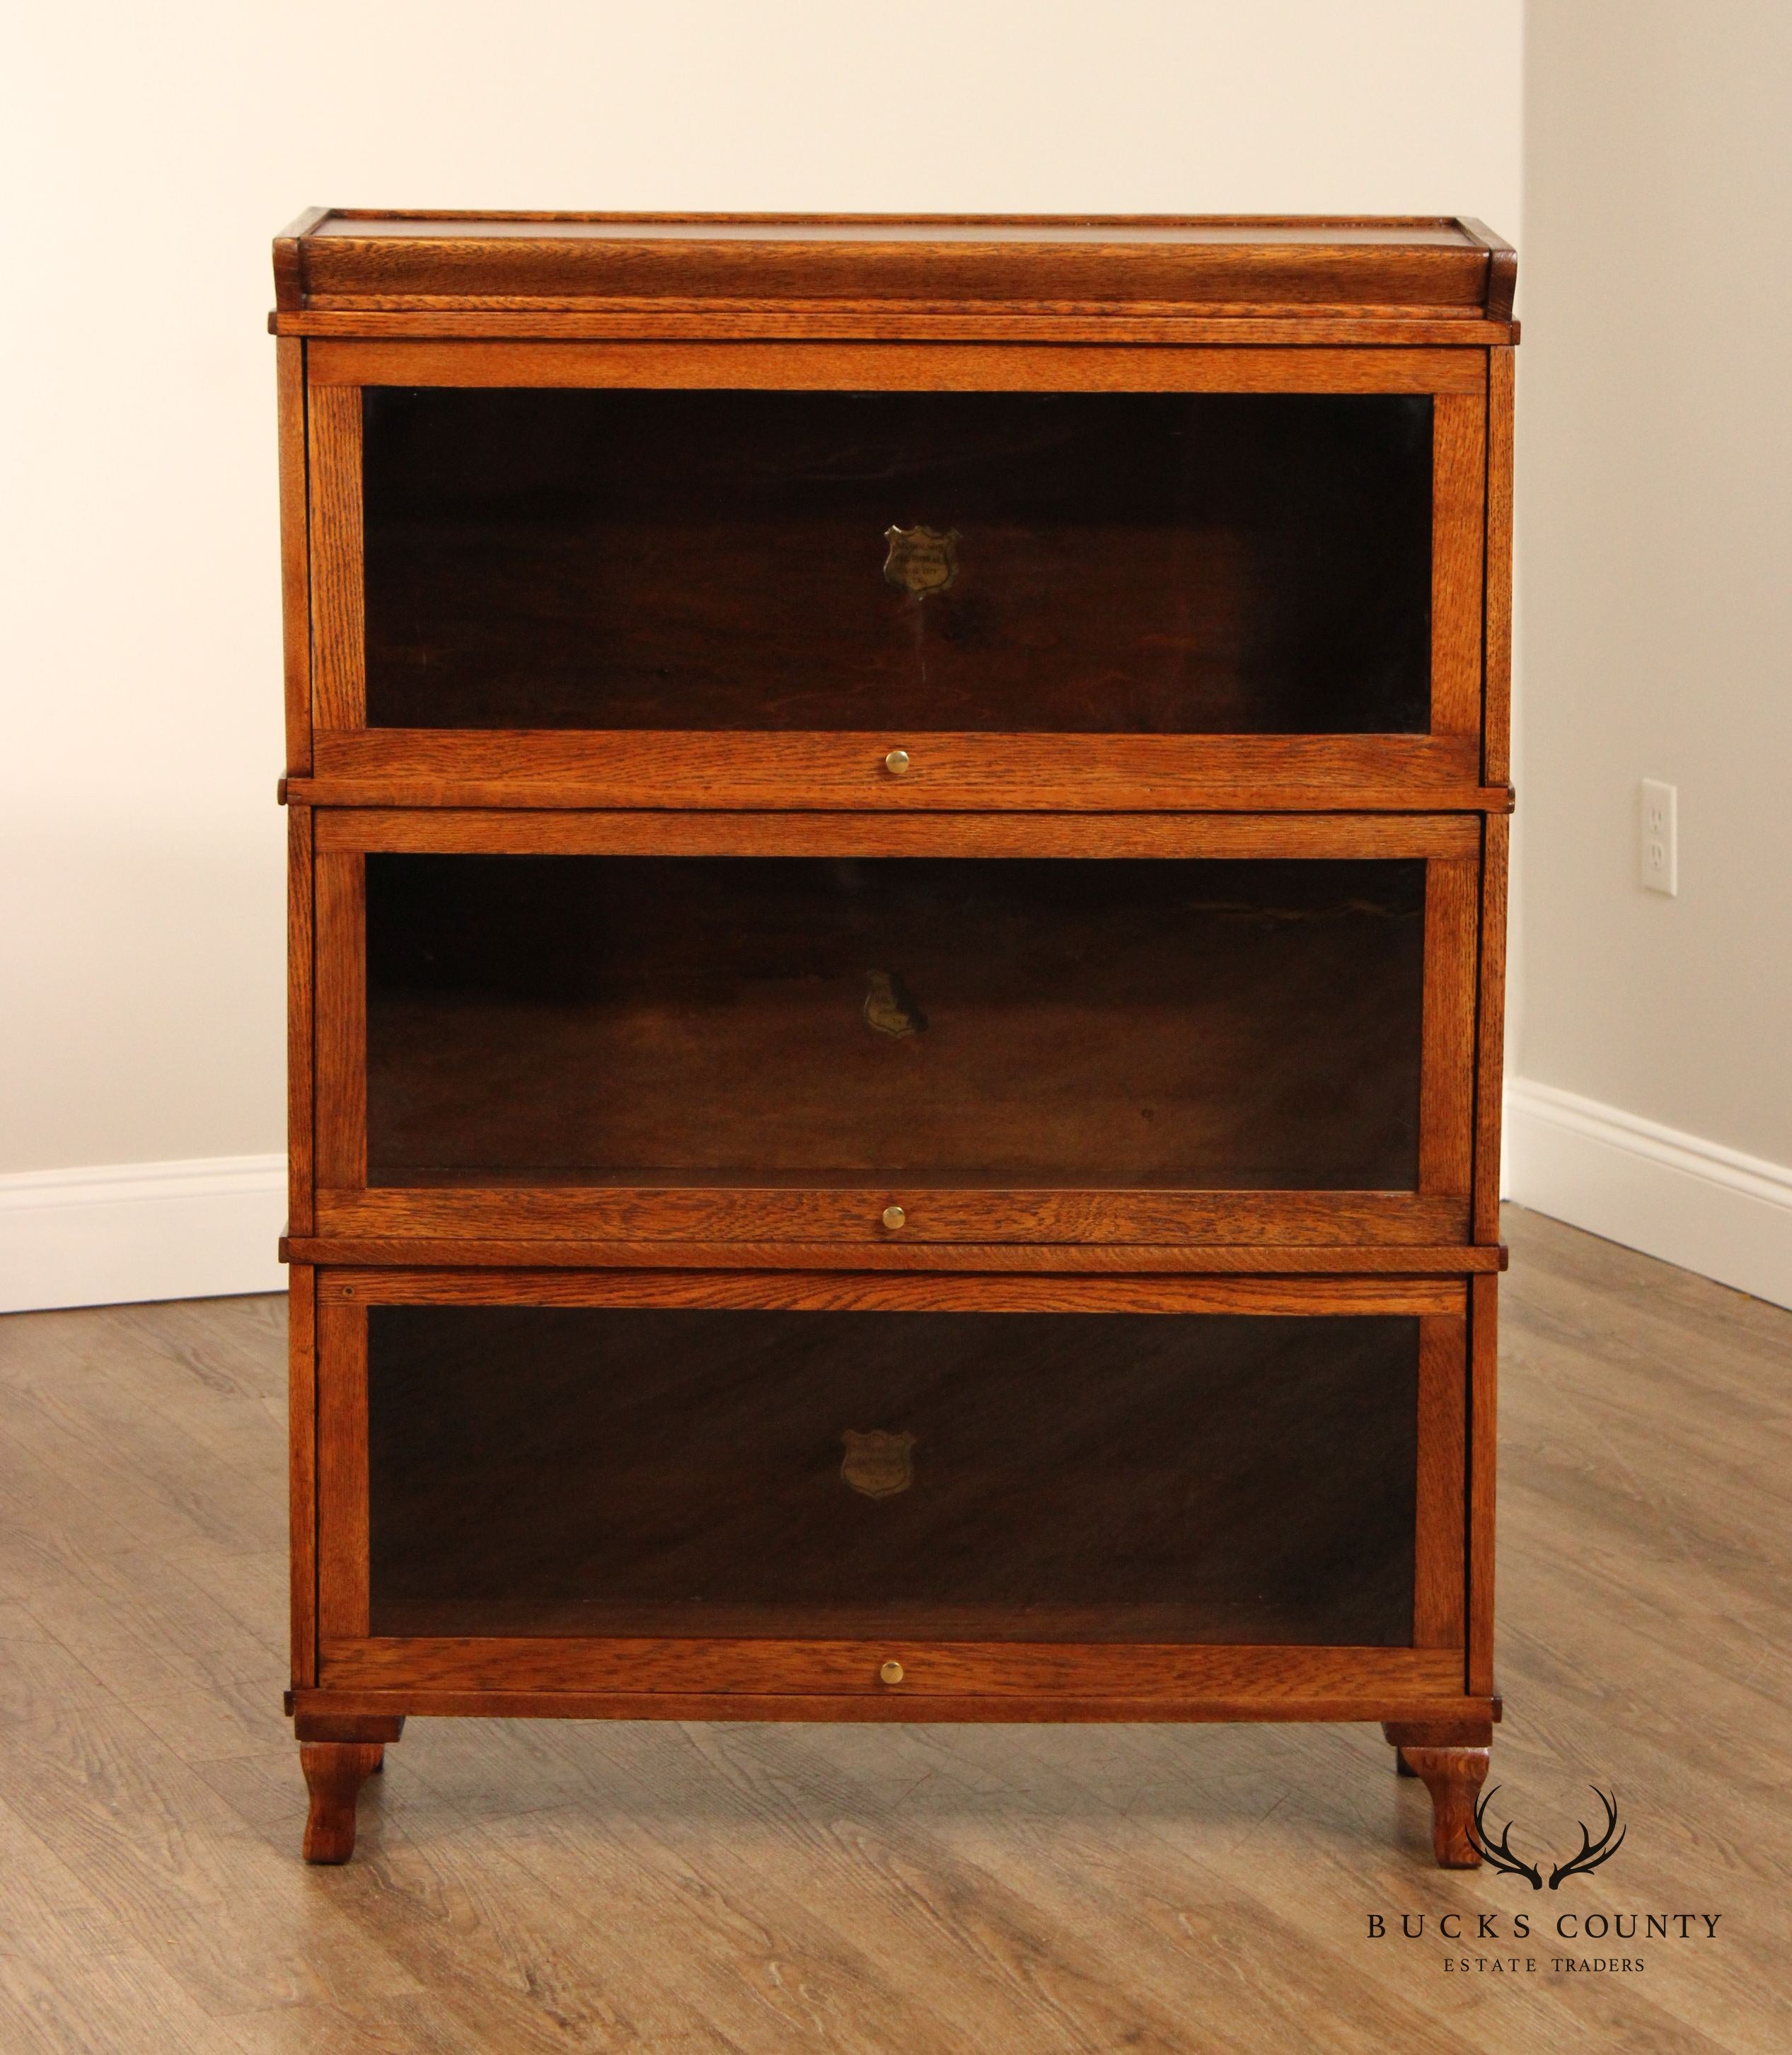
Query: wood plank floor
0 1208 1785 2053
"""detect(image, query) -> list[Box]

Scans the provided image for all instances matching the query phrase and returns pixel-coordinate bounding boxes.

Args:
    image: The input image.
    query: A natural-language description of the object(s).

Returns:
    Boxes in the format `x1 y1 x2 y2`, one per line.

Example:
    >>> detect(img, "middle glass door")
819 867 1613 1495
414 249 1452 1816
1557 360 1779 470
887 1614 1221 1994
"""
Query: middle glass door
310 814 1479 1248
366 851 1421 1191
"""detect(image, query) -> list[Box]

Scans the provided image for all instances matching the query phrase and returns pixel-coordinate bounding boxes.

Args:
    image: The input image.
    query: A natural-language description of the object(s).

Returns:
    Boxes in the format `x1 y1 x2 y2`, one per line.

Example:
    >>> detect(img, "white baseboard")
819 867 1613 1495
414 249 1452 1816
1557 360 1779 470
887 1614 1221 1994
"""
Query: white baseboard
1504 1078 1792 1311
0 1155 287 1314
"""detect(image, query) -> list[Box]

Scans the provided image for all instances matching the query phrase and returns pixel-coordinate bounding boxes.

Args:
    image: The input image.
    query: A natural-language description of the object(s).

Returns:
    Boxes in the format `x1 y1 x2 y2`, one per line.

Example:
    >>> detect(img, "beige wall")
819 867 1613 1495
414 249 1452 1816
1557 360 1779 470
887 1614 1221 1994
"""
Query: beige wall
1 1 1523 1183
1517 0 1792 1164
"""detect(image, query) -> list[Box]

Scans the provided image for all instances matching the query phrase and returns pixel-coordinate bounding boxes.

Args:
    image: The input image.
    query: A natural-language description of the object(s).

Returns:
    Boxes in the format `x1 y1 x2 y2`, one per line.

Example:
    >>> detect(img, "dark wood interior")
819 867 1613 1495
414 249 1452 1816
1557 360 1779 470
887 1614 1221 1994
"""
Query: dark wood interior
362 389 1433 735
364 853 1426 1189
366 1306 1421 1646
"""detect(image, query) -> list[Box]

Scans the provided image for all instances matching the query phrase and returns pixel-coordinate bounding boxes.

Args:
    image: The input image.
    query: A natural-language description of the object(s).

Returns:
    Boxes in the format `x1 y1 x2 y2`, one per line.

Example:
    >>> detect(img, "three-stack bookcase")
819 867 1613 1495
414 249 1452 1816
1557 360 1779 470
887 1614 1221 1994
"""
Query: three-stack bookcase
272 212 1516 1865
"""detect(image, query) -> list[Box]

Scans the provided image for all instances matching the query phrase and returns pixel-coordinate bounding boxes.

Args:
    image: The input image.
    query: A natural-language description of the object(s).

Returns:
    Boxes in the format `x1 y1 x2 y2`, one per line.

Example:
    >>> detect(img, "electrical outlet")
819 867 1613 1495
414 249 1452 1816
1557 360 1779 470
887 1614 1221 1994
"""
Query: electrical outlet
1640 779 1677 895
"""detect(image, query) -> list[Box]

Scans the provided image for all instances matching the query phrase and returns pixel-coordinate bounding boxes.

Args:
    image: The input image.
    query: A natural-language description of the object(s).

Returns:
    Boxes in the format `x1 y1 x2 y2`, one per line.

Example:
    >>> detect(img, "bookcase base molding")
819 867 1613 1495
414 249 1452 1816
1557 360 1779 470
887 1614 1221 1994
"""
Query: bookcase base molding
288 1701 1497 1869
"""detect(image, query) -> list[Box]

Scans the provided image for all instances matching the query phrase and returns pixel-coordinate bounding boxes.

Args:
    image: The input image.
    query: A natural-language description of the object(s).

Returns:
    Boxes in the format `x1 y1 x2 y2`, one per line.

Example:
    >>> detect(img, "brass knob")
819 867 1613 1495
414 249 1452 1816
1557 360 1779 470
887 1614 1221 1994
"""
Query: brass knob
881 1205 906 1230
879 1660 904 1685
884 748 911 776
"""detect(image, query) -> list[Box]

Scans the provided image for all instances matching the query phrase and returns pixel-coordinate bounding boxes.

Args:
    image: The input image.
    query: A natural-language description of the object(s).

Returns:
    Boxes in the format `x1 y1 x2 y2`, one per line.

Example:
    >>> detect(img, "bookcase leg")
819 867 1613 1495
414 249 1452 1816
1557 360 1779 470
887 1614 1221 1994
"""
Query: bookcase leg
299 1744 381 1863
1403 1748 1490 1868
295 1715 404 1864
1381 1722 1491 1867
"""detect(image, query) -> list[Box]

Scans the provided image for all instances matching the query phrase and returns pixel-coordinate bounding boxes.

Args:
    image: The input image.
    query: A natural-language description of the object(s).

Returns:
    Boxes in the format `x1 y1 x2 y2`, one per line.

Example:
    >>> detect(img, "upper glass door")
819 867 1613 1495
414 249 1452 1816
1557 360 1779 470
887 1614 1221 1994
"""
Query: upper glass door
359 388 1434 736
296 345 1492 811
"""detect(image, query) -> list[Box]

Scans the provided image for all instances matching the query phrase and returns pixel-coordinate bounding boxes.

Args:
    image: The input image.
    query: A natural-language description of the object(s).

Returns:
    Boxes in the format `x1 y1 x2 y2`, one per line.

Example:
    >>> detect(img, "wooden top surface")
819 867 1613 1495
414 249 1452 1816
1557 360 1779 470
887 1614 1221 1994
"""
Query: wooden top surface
271 212 1516 341
306 214 1483 248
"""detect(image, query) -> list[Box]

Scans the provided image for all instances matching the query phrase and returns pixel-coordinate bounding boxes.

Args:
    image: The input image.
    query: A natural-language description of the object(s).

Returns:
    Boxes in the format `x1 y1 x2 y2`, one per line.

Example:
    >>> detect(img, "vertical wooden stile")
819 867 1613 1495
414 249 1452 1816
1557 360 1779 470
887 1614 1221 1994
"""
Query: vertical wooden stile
287 806 315 1237
276 338 313 772
1483 349 1516 785
316 1296 371 1642
307 385 365 731
288 1263 318 1686
1430 390 1488 738
314 852 366 1192
1474 815 1510 1242
1418 857 1479 1195
1413 1313 1469 1648
1467 1274 1499 1696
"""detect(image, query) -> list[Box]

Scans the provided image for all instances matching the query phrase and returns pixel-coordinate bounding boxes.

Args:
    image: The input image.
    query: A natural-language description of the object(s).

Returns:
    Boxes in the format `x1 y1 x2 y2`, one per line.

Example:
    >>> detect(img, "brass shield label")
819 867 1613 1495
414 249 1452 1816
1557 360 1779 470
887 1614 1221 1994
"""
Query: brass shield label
840 1429 917 1500
863 968 926 1038
883 524 959 596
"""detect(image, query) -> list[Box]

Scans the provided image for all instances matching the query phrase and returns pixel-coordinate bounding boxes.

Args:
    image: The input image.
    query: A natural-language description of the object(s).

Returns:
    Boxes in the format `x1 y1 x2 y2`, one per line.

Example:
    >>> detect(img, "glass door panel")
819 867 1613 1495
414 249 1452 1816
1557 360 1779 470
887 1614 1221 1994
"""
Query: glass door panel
364 854 1426 1191
366 1305 1421 1645
361 388 1434 736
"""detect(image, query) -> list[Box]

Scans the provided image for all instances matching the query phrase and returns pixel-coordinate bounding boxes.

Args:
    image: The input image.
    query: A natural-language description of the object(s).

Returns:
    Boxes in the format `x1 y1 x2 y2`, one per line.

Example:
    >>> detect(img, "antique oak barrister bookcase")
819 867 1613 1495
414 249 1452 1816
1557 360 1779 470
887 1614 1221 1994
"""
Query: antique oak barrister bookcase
272 212 1515 1865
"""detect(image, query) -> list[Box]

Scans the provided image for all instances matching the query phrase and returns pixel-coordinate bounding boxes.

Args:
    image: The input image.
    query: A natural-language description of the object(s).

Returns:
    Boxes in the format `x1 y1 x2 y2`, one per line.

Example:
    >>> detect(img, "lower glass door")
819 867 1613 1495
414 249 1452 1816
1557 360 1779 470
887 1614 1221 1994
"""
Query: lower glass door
309 1278 1469 1672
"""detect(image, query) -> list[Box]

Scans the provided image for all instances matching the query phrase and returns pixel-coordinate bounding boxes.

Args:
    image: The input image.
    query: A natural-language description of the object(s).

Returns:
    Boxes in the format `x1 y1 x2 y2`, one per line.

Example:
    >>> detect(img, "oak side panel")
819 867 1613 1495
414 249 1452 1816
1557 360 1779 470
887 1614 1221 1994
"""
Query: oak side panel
294 730 1494 815
1418 857 1478 1196
1467 1273 1498 1696
1474 815 1511 1242
318 1636 1462 1700
287 1263 317 1687
307 338 1486 395
1430 390 1487 737
306 384 364 730
316 1187 1471 1249
318 1268 1465 1318
1413 1314 1468 1648
1484 347 1515 783
313 852 366 1191
286 806 314 1236
316 1297 369 1641
275 338 313 772
317 808 1476 862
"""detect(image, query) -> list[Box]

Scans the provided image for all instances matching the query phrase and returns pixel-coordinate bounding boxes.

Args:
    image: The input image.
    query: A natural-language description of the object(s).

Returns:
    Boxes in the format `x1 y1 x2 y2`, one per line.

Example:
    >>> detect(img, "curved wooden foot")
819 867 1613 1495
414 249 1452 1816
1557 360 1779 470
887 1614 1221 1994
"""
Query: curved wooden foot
1381 1722 1492 1867
294 1715 403 1864
300 1744 383 1863
1403 1748 1490 1867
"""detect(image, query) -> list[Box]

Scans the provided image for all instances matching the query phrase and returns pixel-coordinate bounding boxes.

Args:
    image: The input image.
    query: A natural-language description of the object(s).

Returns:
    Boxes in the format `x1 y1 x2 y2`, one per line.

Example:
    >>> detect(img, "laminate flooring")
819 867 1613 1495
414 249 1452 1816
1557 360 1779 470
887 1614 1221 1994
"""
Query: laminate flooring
0 1208 1784 2052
